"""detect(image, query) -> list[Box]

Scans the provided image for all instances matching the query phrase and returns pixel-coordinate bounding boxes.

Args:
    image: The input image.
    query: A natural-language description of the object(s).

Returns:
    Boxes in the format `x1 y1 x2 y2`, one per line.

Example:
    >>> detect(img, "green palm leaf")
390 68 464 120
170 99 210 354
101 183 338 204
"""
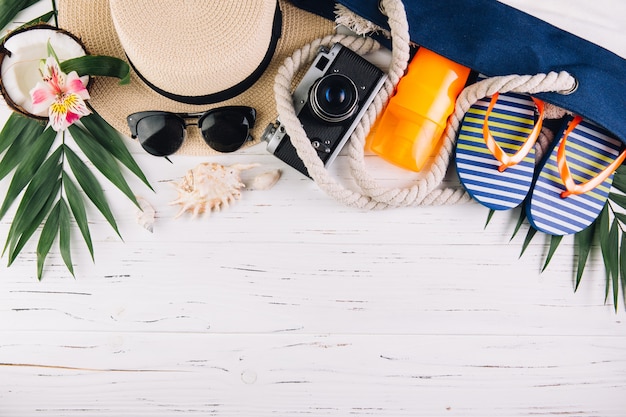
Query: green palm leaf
615 212 626 225
1 11 57 44
62 173 94 260
8 178 61 266
520 226 537 258
3 147 62 256
511 208 527 241
58 199 74 277
0 113 43 154
0 116 46 180
68 124 139 208
0 114 26 154
0 0 34 31
64 145 121 238
23 10 55 27
608 191 626 208
80 112 152 190
484 209 495 228
61 55 130 84
598 205 614 303
1 4 150 279
542 235 563 272
606 218 620 310
611 166 626 194
0 127 56 220
620 233 626 310
574 220 596 291
37 201 61 280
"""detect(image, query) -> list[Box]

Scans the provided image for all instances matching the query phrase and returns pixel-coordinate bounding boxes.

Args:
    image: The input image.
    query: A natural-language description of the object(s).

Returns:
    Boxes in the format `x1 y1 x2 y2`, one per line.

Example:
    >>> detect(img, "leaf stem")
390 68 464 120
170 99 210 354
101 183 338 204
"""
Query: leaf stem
59 130 66 200
51 0 58 28
607 200 626 234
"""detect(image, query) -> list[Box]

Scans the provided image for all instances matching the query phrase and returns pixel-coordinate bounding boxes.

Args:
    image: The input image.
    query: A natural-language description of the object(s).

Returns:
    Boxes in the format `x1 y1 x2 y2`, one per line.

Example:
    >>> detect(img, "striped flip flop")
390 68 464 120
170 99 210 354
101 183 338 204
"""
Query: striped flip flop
455 91 544 210
526 116 626 235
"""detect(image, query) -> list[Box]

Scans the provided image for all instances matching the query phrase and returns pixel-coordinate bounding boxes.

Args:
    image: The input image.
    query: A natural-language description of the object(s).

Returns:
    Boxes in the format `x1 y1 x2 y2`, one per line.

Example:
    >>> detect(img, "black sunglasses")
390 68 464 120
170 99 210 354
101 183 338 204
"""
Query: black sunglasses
127 106 256 157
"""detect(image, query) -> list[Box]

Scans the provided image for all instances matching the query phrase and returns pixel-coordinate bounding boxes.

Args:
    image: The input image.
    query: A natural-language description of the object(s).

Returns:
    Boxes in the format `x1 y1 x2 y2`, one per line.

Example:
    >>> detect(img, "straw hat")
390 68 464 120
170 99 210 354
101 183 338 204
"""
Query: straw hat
56 0 335 155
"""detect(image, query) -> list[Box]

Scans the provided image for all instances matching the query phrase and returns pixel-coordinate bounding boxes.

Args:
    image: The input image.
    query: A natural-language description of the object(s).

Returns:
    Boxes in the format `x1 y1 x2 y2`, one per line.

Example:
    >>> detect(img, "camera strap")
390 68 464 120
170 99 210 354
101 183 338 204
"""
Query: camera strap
273 0 576 209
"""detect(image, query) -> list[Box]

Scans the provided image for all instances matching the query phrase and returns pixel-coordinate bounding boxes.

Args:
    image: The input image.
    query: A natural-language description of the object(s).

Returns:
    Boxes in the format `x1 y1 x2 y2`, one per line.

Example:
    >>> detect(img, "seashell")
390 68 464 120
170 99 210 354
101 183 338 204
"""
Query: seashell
169 162 258 218
248 169 282 190
136 196 156 232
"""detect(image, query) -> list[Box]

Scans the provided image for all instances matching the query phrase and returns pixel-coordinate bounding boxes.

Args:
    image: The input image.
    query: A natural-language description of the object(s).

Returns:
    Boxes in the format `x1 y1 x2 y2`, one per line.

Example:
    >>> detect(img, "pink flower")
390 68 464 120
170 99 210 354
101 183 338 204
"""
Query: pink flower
30 57 91 131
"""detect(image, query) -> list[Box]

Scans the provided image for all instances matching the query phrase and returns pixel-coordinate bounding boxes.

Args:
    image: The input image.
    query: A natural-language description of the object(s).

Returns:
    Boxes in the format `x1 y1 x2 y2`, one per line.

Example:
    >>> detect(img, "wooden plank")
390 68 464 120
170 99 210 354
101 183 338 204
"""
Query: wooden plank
1 332 625 416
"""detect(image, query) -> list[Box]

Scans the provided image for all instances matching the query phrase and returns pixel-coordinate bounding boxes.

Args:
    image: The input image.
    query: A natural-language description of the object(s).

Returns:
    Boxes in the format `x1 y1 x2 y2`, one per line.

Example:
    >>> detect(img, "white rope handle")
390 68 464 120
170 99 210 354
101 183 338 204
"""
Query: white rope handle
273 0 577 209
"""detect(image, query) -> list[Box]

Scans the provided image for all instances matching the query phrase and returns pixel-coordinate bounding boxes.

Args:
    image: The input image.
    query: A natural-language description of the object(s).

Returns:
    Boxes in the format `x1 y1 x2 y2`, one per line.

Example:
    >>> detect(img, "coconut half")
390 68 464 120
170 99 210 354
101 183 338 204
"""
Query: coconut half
0 24 89 119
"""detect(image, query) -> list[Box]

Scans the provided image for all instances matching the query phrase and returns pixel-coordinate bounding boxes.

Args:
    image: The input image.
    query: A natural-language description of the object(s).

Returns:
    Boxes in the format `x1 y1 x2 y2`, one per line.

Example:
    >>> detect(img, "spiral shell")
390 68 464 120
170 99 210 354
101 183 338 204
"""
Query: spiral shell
170 162 258 218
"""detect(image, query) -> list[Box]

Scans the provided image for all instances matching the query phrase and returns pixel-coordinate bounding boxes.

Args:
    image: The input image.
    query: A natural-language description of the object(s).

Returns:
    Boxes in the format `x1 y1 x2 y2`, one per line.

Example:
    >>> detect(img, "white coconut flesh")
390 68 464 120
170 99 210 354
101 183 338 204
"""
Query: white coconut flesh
1 27 89 117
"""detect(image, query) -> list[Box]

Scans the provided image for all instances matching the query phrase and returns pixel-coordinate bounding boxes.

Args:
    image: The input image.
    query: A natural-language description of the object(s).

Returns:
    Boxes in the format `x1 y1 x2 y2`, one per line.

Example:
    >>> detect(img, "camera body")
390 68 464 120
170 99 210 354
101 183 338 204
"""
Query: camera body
263 43 387 177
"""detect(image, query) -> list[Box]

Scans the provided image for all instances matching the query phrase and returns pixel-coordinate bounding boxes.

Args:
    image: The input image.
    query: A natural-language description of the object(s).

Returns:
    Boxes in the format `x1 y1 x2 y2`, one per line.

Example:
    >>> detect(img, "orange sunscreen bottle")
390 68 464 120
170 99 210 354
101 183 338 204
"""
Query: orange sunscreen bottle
367 48 470 171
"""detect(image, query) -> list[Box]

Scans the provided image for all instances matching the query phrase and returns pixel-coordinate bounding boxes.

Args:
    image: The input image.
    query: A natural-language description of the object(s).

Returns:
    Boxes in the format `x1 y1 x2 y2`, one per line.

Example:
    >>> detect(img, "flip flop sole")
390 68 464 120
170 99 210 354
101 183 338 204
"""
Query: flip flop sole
455 92 537 210
526 117 623 235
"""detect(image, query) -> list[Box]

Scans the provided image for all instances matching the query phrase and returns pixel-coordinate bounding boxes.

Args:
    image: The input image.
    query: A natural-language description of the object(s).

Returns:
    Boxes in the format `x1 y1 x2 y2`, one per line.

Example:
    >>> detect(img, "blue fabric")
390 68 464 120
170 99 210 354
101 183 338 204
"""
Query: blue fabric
291 0 626 146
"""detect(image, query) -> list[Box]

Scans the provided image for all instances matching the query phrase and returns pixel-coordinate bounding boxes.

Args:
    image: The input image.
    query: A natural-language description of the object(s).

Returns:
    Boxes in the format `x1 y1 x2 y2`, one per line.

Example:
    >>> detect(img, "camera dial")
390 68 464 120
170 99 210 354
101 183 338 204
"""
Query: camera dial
309 73 358 123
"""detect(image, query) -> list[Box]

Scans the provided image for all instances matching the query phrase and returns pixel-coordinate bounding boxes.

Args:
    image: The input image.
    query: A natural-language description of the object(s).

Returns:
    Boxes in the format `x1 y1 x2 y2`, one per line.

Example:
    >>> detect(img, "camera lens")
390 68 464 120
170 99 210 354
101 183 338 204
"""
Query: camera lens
309 73 358 123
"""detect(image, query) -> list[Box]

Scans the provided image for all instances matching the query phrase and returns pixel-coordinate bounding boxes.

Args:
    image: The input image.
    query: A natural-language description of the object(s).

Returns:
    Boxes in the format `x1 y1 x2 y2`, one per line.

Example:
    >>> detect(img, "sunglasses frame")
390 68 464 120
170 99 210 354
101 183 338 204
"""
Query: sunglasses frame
127 105 256 156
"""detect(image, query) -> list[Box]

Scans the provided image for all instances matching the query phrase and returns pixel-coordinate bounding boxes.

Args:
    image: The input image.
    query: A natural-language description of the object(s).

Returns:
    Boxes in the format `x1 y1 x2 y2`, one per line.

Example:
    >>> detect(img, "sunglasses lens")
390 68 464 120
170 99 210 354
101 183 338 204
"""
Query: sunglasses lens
136 115 185 156
200 109 252 153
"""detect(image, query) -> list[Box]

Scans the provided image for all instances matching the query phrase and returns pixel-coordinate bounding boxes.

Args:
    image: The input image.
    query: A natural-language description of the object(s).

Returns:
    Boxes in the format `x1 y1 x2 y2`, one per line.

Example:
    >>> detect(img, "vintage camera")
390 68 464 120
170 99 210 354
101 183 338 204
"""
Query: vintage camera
262 43 387 177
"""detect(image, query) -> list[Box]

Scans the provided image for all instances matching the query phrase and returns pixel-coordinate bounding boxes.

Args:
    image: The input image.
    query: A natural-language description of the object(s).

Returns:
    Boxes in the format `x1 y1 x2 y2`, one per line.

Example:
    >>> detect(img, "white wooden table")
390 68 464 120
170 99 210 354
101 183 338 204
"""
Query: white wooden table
1 1 625 416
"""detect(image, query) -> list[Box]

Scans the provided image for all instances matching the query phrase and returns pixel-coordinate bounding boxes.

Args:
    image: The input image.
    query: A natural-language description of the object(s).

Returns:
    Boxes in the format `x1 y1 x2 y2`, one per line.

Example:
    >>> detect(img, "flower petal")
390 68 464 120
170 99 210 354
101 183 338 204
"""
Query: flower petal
49 107 68 131
30 82 56 113
48 93 91 131
42 57 64 90
66 71 90 100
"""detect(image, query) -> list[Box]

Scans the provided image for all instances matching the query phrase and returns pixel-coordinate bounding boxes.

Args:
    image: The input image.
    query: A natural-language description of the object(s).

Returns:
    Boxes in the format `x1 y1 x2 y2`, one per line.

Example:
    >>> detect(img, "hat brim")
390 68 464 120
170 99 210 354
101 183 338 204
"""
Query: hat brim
57 0 335 155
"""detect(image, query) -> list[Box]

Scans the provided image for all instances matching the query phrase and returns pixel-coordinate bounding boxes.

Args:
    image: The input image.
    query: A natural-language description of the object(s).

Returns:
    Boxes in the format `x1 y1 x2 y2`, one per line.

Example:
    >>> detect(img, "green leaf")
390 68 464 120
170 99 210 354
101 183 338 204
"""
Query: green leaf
0 113 27 154
520 226 538 258
0 0 33 32
24 10 55 26
511 208 527 241
608 191 626 209
598 204 613 303
0 117 47 181
46 39 60 64
64 145 121 238
0 11 56 44
574 221 596 291
36 201 61 280
542 235 564 272
80 112 153 190
68 124 139 208
60 55 131 84
58 199 74 277
0 127 56 220
484 209 495 228
0 113 45 157
62 173 94 260
615 212 626 225
611 171 626 195
607 218 620 311
619 233 626 306
8 179 61 266
3 147 62 258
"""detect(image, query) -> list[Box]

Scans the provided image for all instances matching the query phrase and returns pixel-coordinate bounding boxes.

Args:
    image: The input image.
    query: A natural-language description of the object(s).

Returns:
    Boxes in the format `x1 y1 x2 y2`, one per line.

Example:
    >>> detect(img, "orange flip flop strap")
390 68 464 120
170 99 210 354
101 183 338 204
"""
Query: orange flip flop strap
483 92 545 172
557 116 626 199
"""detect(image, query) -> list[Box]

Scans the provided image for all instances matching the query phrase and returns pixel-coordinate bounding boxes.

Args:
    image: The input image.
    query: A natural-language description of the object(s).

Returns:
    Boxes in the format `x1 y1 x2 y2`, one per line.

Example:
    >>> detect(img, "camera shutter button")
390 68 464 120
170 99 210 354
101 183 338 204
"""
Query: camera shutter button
311 138 331 153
